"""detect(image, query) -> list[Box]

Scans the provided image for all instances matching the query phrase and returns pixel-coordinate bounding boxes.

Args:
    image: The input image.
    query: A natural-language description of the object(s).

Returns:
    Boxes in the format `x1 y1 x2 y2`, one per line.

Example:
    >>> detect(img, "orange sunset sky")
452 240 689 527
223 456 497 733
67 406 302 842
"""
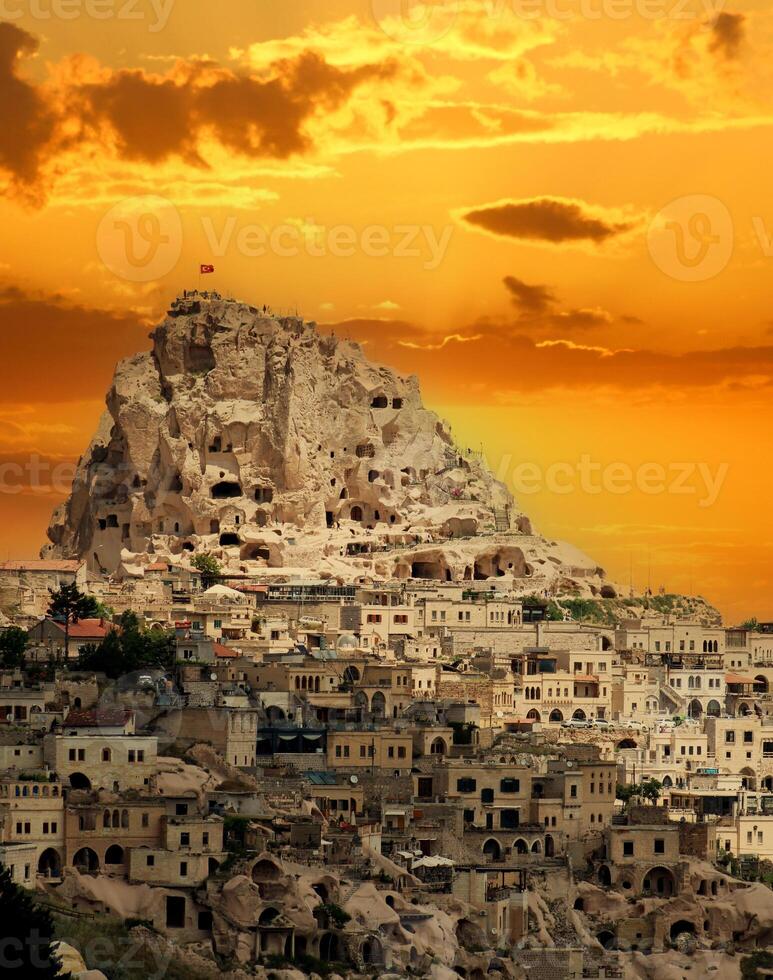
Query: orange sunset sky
0 0 771 622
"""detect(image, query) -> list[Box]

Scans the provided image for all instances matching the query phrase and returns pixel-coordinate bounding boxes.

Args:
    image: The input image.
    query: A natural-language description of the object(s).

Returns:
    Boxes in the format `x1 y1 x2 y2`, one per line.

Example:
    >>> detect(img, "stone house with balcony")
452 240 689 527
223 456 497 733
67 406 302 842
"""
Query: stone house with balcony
64 796 167 875
0 773 65 877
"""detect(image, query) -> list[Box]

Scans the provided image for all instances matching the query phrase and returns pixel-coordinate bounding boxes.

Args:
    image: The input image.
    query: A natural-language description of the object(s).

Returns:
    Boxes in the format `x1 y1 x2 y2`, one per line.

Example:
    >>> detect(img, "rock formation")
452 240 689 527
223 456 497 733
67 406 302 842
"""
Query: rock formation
44 291 611 593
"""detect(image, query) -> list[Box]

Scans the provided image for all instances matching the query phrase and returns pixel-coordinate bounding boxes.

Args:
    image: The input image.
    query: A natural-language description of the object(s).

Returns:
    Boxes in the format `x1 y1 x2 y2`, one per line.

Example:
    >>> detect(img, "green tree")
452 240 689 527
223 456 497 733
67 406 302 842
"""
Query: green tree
0 627 28 669
77 615 174 679
741 618 759 631
47 584 99 661
617 783 640 807
191 553 221 589
0 863 69 978
640 778 663 804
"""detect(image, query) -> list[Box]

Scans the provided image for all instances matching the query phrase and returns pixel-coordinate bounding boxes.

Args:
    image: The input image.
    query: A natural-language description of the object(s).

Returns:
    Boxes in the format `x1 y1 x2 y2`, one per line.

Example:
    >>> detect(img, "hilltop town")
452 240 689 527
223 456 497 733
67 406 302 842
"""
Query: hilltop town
1 293 771 980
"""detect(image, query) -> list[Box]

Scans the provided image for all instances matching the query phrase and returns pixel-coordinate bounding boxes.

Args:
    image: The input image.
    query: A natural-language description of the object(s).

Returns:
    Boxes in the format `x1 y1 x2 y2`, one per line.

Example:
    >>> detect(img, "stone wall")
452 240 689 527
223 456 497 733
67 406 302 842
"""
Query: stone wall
678 821 716 860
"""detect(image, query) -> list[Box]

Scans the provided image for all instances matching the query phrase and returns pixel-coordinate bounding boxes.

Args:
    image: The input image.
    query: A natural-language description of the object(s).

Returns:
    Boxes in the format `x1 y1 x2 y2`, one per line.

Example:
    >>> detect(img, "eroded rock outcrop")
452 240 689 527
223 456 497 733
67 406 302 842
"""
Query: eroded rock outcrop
44 292 609 592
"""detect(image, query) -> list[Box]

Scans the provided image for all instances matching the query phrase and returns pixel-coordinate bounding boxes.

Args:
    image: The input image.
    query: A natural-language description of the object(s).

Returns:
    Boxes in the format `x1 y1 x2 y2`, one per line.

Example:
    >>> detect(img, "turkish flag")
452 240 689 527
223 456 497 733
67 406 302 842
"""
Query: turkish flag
200 264 215 274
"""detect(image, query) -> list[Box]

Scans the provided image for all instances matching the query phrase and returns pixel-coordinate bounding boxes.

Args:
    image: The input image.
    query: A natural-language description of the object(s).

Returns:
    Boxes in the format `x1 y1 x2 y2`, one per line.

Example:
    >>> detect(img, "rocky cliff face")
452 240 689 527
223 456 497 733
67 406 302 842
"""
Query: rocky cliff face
44 292 610 593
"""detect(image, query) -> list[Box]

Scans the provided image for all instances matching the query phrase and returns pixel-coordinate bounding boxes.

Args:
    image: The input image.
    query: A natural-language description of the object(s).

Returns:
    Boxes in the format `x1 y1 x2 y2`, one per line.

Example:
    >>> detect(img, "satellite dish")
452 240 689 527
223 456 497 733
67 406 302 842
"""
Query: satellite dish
349 775 359 785
210 673 217 681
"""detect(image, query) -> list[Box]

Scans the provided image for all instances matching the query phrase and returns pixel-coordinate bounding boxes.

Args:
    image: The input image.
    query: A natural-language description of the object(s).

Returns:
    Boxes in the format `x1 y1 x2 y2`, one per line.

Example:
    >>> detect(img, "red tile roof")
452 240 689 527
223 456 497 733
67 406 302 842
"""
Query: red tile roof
64 707 132 727
50 618 114 638
214 642 239 659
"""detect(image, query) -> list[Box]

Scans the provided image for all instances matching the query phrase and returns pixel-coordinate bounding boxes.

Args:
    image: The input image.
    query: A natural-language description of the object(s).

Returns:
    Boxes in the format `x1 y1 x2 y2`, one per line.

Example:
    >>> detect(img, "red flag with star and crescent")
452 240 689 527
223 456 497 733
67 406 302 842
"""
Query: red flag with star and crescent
200 264 215 274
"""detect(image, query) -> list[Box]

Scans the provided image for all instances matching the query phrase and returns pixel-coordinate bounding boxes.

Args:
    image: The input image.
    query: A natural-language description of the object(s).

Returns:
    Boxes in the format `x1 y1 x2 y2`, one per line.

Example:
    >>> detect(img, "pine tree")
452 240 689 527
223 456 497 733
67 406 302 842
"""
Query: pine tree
0 864 70 977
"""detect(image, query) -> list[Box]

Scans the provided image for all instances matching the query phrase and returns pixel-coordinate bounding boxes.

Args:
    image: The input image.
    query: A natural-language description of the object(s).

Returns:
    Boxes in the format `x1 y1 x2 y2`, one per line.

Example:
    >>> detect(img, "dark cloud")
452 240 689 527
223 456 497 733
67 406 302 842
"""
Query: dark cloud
0 284 150 403
0 28 401 197
78 52 398 165
461 197 634 244
709 12 746 60
502 277 618 332
0 23 57 191
503 275 556 313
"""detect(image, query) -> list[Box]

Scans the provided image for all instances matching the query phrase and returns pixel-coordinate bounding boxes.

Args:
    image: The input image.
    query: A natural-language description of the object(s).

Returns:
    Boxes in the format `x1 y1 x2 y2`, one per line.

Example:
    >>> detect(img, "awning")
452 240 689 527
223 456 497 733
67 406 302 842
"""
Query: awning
726 674 757 685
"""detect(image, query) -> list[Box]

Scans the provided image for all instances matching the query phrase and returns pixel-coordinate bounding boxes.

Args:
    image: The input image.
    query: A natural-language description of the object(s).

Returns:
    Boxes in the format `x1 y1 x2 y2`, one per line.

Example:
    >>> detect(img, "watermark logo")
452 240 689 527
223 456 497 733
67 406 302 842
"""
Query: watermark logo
647 194 733 282
97 195 182 282
372 0 459 43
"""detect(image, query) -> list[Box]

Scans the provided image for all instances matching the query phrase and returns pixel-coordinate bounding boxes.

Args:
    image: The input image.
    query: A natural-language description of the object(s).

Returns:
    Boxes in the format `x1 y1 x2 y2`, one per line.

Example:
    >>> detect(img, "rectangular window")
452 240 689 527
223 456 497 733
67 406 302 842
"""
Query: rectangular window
128 750 136 762
623 841 634 856
397 746 406 759
570 785 577 798
725 732 735 744
744 731 754 743
147 855 155 866
68 749 76 761
654 839 665 854
180 861 188 877
180 832 190 846
203 832 209 846
142 813 149 827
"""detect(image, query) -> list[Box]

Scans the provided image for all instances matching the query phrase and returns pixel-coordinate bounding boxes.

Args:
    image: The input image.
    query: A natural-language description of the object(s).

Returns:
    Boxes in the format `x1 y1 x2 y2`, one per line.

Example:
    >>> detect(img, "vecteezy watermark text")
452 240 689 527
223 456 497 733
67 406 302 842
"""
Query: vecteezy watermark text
371 0 727 45
95 196 457 282
0 930 172 978
492 454 729 507
0 0 175 30
201 217 454 270
0 453 730 508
